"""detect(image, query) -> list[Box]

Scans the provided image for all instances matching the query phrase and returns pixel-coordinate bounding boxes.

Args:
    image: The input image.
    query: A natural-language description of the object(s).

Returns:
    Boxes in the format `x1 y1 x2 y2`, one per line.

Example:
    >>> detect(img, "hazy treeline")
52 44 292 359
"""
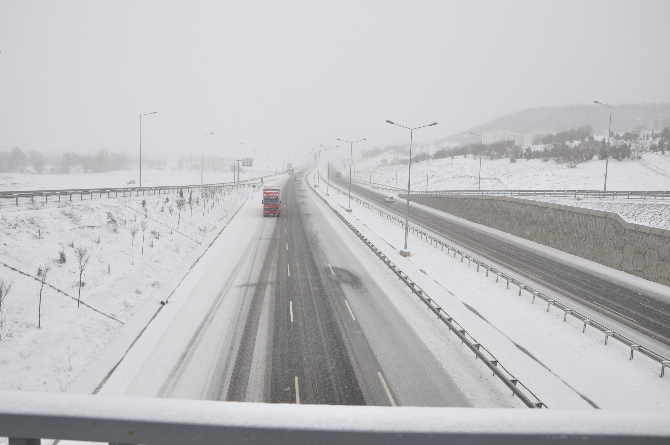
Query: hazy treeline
0 147 135 174
368 126 670 169
177 154 235 172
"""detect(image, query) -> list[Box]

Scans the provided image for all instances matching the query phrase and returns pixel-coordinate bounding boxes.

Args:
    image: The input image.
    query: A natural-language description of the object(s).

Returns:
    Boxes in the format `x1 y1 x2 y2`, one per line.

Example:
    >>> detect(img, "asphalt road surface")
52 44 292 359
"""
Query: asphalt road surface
333 177 670 346
227 172 471 406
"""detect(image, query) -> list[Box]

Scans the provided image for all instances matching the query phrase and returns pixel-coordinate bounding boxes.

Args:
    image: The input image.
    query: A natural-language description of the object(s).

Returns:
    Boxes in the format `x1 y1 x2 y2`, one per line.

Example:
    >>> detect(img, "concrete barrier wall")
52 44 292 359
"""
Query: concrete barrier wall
403 194 670 285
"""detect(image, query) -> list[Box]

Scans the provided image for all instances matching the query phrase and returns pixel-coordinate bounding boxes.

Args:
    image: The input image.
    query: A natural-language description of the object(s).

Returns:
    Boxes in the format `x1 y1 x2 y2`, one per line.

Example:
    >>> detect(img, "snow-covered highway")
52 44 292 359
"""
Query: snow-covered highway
94 169 510 407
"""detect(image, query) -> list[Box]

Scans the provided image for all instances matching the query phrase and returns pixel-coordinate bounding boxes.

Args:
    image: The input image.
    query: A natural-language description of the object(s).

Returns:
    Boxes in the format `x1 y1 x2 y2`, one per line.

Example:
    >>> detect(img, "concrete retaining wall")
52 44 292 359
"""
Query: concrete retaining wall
403 194 670 285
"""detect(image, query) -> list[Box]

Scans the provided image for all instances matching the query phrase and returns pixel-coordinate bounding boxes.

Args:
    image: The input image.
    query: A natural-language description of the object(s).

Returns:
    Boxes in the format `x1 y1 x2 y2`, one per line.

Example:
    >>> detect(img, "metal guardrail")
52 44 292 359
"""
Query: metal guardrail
309 174 545 408
332 176 670 378
3 390 670 444
0 173 283 208
349 177 670 200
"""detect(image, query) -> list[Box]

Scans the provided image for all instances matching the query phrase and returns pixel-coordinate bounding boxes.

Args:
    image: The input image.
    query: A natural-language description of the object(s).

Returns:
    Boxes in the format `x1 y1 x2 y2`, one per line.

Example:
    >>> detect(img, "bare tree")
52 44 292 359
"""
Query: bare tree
167 205 174 234
141 219 147 255
74 247 90 308
176 198 185 230
130 224 139 264
36 264 50 328
0 277 13 318
188 191 193 219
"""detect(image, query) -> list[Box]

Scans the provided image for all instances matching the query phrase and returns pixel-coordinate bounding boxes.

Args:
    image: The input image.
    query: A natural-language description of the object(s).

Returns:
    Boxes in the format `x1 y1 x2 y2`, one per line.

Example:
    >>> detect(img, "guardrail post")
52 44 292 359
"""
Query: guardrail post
532 292 536 304
519 285 524 296
583 320 590 333
605 330 614 345
662 361 670 377
630 345 640 360
506 279 509 288
564 309 571 321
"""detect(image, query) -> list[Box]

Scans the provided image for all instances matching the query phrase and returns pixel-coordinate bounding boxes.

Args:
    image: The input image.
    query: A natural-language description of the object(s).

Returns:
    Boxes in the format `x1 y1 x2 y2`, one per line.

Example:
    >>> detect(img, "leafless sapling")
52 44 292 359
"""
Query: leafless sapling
74 246 90 308
141 219 147 255
36 264 51 328
168 205 174 233
0 277 13 320
176 198 185 230
129 224 139 264
188 191 193 219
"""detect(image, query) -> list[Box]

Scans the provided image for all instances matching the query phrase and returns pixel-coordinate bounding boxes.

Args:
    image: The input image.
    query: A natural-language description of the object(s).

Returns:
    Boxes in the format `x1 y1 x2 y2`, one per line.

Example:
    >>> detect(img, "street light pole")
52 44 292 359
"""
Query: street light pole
252 146 261 180
470 132 483 191
139 111 157 187
337 138 366 212
320 144 338 196
386 120 438 256
595 101 613 192
201 132 214 185
422 147 430 191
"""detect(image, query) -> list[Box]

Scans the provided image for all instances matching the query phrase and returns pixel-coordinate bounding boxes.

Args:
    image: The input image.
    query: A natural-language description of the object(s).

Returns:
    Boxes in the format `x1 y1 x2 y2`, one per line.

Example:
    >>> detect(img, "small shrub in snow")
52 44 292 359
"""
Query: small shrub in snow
151 229 160 240
74 247 90 308
106 212 118 233
67 240 74 248
36 264 50 329
510 156 516 163
141 220 147 255
57 250 67 264
0 277 13 317
129 224 139 265
127 179 136 185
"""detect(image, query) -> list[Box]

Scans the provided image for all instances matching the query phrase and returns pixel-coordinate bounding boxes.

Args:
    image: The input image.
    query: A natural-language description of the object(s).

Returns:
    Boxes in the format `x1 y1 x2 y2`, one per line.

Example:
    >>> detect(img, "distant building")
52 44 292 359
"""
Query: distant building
481 130 536 147
655 118 670 131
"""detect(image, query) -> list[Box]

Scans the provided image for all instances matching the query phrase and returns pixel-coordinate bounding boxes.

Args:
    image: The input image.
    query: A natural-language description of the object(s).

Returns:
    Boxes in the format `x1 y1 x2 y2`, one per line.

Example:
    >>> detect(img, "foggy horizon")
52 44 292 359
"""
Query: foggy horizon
1 0 669 166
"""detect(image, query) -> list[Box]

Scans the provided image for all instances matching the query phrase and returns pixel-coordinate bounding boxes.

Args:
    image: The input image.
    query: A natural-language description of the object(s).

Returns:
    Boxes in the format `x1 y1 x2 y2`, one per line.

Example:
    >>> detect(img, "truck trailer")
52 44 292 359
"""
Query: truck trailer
262 188 280 217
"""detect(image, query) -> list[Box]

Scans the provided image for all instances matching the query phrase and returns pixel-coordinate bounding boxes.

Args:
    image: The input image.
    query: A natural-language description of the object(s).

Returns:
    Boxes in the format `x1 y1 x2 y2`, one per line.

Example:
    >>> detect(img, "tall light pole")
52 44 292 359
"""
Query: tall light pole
595 101 613 191
421 147 431 191
386 120 437 256
470 132 483 191
201 132 214 185
337 138 366 212
321 144 338 195
139 111 157 187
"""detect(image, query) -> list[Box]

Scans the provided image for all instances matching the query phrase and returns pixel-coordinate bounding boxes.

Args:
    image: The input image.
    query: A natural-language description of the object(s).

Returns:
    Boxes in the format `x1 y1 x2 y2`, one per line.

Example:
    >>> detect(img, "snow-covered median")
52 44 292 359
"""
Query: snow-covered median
0 186 250 393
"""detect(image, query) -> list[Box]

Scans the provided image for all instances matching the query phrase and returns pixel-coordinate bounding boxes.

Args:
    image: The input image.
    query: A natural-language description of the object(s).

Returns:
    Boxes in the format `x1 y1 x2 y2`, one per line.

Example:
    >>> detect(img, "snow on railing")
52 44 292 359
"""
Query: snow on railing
329 176 670 379
2 390 669 444
308 174 545 408
348 177 670 200
0 173 283 208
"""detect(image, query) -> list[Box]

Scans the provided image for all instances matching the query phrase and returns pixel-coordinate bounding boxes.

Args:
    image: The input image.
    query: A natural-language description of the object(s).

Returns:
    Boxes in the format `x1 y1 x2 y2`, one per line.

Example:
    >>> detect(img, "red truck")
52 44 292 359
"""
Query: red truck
262 187 281 217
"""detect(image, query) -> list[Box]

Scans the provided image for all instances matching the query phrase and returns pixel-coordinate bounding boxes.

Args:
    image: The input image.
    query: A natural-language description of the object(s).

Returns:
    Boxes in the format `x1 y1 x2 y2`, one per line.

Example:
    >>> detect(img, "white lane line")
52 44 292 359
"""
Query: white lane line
312 228 315 234
328 264 335 275
290 300 294 323
591 300 637 322
639 302 670 317
377 372 396 406
287 264 290 276
344 300 356 321
286 242 288 250
295 376 301 404
319 243 323 250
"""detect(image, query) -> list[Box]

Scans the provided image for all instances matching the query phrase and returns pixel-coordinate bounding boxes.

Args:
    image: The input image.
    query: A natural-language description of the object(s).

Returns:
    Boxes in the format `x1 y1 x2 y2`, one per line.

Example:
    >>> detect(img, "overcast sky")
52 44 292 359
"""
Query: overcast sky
1 0 669 165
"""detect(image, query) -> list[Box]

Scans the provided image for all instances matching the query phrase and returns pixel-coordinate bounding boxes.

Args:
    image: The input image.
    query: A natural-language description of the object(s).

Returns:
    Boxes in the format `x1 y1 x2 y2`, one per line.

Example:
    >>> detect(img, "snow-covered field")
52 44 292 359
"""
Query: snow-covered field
314 175 670 410
351 151 670 229
0 185 251 393
353 151 670 191
0 168 277 191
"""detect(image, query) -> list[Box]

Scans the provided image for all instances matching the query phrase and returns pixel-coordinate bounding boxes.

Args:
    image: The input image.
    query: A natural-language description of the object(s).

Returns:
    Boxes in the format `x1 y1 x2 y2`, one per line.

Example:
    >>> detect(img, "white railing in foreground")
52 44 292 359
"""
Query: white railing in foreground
1 390 669 444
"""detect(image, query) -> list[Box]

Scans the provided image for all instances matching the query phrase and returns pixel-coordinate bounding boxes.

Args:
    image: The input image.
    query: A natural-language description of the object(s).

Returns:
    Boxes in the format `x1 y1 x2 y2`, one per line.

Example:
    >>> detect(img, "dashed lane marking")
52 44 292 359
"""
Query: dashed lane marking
286 242 288 250
329 264 335 275
591 300 637 323
288 264 290 276
377 372 396 406
319 243 323 250
344 300 356 321
290 300 294 323
295 376 301 404
639 302 670 317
